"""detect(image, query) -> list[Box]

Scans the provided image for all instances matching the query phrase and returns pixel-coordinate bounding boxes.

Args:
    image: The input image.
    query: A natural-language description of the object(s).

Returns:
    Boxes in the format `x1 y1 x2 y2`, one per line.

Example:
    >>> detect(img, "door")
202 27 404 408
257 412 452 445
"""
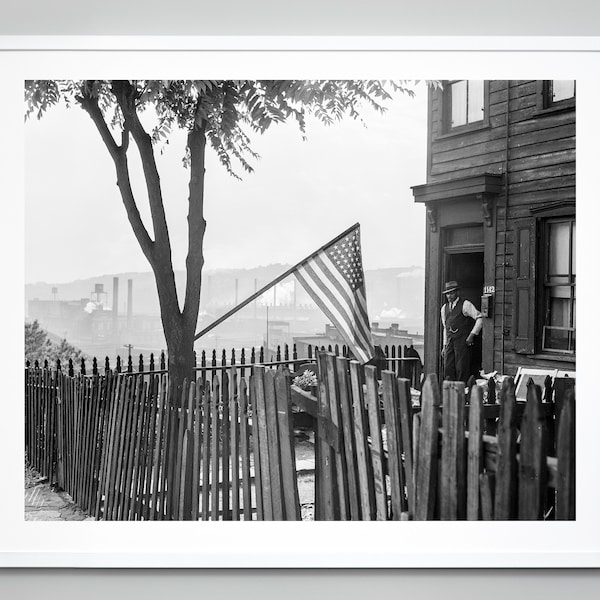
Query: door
444 249 484 380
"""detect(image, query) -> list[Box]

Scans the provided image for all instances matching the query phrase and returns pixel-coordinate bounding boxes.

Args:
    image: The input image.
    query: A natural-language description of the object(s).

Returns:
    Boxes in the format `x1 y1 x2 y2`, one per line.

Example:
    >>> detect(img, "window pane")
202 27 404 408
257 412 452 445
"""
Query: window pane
467 80 485 123
543 326 572 351
551 80 575 102
550 295 569 326
450 81 467 127
548 221 570 274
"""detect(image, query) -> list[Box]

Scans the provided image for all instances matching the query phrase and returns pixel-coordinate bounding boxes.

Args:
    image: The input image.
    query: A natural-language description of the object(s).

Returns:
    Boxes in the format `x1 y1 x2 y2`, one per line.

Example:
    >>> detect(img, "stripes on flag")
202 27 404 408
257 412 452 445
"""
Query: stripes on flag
294 225 374 363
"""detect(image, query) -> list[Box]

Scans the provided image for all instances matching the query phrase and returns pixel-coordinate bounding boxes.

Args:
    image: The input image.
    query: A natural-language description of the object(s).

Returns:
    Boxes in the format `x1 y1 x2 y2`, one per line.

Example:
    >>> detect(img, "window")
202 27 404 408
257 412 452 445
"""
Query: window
537 80 576 111
541 218 576 353
443 80 488 133
512 209 576 358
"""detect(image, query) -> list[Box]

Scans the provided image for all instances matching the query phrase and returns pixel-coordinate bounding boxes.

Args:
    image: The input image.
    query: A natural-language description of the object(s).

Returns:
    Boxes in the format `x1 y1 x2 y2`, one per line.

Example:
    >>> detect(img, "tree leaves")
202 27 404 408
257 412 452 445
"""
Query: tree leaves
25 79 420 178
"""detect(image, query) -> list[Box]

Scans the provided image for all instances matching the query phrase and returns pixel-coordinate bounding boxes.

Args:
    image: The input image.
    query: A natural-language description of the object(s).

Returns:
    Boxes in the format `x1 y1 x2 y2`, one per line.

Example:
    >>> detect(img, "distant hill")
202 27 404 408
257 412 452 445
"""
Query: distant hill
25 265 425 330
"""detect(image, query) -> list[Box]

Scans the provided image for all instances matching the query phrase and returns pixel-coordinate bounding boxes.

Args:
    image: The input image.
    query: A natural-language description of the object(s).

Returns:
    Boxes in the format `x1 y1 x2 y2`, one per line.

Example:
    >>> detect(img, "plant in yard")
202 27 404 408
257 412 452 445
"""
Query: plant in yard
25 79 421 402
292 369 318 391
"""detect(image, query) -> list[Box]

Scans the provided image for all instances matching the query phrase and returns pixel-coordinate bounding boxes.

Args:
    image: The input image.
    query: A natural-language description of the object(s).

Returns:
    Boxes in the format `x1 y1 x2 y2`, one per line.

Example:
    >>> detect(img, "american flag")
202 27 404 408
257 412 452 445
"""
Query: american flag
294 224 374 363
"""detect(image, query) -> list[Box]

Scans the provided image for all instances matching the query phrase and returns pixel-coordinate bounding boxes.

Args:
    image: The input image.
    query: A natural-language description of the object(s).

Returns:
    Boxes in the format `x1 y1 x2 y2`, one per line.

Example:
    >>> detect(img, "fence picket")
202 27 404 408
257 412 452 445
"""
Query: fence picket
239 379 253 521
466 385 484 520
104 375 126 520
149 376 166 520
230 368 241 521
191 379 202 521
365 365 387 520
254 367 275 520
381 370 406 520
265 369 285 520
397 377 415 518
336 356 360 520
349 361 375 520
315 352 335 521
201 384 211 520
556 390 575 520
325 354 349 520
494 377 518 520
415 374 440 521
221 372 231 521
140 375 159 520
210 375 221 520
274 370 301 520
440 380 466 521
518 382 546 520
122 377 144 519
249 375 264 521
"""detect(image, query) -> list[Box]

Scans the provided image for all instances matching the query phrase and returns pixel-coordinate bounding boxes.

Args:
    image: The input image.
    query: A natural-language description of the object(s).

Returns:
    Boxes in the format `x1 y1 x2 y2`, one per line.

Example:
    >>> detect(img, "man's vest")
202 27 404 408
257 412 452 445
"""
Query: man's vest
445 298 473 340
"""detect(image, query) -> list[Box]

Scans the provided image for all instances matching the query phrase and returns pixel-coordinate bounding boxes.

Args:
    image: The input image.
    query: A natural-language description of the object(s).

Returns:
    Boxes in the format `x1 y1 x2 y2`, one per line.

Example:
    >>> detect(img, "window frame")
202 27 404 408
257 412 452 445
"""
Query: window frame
536 80 576 114
539 215 576 356
441 80 490 136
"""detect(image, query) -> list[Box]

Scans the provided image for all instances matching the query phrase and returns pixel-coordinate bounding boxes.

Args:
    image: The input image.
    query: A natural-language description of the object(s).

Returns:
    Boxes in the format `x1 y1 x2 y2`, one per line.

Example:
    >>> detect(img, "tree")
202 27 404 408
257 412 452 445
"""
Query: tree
25 320 84 366
25 320 52 364
25 79 416 400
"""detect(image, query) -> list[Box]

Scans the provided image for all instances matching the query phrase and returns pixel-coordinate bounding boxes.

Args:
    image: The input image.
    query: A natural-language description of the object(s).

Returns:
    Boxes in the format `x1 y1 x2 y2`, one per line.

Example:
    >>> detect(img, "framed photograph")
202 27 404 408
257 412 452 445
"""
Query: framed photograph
1 36 598 568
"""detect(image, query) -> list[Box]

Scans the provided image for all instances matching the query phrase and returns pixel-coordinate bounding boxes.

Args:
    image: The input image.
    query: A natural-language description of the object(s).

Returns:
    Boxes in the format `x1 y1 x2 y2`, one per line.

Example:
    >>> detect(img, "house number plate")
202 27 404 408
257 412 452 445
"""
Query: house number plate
483 285 495 294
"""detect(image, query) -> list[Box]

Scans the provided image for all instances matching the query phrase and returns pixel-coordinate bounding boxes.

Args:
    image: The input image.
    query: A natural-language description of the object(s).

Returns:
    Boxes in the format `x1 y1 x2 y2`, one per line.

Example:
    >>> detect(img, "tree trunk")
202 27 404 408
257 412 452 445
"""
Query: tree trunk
164 319 196 406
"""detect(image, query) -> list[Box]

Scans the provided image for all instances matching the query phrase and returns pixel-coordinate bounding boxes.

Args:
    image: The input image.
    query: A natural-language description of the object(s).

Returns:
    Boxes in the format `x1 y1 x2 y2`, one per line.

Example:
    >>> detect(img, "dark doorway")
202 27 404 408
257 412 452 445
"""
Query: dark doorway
444 250 484 379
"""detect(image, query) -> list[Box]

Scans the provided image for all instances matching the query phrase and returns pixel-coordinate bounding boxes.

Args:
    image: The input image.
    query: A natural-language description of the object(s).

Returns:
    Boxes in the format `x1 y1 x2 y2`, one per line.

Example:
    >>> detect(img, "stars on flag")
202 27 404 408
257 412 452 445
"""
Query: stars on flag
326 231 364 291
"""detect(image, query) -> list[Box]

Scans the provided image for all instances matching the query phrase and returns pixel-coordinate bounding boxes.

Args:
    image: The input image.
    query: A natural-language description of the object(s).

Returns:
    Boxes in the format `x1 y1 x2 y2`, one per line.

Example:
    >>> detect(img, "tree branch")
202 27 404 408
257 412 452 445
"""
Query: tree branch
109 80 181 322
78 86 155 262
111 80 172 252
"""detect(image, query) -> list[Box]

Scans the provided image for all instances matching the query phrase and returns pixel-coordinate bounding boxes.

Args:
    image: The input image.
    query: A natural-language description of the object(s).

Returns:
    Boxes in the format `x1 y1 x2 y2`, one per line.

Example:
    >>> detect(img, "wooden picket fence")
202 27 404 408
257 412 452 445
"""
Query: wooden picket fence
25 364 300 520
303 353 575 520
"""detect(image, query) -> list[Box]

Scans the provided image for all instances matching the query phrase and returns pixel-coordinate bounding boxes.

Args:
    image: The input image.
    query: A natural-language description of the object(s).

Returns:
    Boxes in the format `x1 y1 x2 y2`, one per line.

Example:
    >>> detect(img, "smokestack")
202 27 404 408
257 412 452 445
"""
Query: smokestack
127 278 133 330
112 277 119 332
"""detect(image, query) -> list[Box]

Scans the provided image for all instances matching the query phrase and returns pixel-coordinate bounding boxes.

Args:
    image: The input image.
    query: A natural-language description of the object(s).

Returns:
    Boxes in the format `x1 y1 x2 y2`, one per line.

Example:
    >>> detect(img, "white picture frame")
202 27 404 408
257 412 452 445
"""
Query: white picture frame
1 35 598 569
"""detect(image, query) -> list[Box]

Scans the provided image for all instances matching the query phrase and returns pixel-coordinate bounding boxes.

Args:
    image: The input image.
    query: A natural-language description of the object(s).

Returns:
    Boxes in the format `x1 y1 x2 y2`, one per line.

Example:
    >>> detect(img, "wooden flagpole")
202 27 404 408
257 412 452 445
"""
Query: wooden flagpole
194 222 360 341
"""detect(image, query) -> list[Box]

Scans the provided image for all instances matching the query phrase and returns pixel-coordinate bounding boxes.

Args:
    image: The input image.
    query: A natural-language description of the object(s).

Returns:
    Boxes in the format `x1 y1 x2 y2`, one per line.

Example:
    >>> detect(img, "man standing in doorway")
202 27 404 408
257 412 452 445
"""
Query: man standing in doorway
441 280 483 385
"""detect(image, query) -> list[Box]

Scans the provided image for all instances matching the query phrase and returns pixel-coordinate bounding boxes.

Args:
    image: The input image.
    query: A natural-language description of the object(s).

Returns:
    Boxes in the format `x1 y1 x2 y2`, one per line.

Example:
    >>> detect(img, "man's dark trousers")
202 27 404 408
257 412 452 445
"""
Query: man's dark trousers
444 334 471 384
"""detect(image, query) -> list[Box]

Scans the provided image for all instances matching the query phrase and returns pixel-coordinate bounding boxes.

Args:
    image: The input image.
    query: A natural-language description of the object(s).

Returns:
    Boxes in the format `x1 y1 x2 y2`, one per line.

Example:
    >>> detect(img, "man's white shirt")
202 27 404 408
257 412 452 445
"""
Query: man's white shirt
441 298 483 347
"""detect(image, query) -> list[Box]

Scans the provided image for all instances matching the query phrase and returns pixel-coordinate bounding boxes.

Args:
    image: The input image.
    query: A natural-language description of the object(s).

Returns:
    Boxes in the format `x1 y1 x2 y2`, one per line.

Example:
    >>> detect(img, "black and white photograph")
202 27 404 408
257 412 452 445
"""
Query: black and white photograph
22 77 575 524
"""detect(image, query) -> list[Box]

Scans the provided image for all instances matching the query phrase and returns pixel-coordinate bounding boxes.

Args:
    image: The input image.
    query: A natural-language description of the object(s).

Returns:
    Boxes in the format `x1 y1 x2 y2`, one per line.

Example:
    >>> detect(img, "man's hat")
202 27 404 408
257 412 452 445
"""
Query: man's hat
443 280 460 294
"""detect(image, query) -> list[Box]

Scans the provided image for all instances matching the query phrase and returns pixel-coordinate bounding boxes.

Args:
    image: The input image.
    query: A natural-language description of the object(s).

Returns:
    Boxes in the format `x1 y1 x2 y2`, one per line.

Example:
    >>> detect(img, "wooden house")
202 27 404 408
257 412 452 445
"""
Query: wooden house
412 80 575 379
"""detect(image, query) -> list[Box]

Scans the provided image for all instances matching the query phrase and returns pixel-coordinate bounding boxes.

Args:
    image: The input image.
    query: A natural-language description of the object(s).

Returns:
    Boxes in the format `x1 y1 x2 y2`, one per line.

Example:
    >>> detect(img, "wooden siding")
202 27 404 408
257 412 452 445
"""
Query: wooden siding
425 80 575 377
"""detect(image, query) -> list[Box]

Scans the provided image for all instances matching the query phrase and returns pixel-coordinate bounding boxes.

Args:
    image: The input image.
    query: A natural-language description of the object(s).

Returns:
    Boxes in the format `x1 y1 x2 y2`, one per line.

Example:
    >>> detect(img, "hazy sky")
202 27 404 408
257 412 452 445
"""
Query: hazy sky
25 82 428 284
